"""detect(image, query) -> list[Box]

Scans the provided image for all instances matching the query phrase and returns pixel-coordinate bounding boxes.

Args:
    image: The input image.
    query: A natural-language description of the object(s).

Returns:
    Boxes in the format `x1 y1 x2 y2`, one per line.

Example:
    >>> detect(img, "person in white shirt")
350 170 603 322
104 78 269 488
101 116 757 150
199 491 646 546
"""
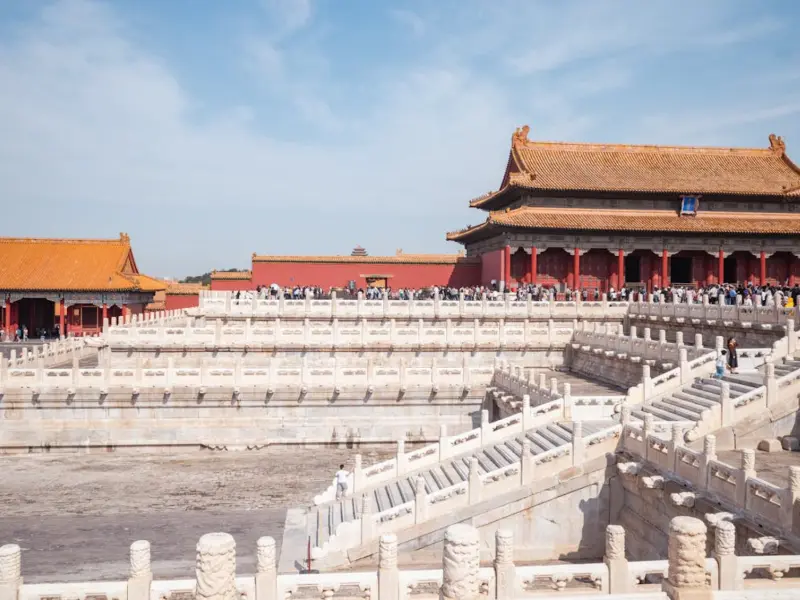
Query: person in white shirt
334 464 349 500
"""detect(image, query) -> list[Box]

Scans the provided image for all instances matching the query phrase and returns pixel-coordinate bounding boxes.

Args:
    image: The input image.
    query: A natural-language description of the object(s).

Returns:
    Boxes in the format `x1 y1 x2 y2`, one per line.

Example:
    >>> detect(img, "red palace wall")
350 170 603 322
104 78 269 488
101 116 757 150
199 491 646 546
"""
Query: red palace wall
165 294 200 311
210 279 253 292
481 250 503 286
251 260 481 290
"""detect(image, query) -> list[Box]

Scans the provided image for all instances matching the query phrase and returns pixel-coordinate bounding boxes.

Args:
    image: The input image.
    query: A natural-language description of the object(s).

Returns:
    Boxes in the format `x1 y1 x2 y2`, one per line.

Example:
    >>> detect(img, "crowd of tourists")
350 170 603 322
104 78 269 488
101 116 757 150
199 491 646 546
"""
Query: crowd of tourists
229 281 800 308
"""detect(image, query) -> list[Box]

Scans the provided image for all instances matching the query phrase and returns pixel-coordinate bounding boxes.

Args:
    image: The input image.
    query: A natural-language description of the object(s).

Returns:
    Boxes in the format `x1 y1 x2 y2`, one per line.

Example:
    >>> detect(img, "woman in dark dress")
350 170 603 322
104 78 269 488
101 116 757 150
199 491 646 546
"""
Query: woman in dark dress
727 337 738 373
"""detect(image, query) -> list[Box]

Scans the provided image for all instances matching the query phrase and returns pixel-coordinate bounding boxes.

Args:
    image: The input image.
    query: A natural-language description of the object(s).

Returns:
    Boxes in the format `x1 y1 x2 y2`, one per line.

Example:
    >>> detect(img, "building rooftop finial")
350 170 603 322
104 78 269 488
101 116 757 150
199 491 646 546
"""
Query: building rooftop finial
769 133 786 154
512 125 530 147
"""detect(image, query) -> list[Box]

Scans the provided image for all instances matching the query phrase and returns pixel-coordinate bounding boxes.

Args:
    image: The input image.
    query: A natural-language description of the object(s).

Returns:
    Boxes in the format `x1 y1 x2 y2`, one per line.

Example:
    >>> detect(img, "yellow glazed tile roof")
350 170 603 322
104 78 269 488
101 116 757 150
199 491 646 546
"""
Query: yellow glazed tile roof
0 233 164 292
448 207 800 240
210 270 252 280
470 128 800 207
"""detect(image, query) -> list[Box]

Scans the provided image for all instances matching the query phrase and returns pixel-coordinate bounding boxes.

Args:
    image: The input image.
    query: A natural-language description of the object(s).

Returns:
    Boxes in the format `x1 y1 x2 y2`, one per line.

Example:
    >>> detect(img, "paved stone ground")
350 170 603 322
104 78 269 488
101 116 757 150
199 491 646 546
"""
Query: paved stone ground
530 368 624 395
0 447 396 583
717 448 800 487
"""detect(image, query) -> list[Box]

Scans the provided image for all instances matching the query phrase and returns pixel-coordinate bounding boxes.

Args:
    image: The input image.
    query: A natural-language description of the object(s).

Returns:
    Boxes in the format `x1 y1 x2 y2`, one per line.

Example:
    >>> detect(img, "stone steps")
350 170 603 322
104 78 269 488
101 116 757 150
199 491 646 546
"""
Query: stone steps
309 419 610 552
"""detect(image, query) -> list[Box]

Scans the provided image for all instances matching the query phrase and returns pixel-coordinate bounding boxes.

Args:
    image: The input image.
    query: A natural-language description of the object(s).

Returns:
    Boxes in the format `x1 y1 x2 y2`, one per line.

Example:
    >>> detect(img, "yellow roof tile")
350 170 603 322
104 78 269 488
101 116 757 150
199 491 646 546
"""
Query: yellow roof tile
0 234 161 292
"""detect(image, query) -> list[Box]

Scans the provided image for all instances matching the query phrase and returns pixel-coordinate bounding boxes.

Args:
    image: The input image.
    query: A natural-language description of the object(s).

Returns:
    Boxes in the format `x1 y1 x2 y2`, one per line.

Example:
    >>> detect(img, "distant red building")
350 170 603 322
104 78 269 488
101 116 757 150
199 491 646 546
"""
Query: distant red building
209 250 480 291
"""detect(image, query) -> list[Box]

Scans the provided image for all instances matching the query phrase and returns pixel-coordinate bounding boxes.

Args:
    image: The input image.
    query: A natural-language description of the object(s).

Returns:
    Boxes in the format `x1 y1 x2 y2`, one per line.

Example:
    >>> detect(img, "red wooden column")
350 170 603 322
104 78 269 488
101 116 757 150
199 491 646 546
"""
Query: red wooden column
790 255 797 287
102 303 108 327
573 248 581 289
59 298 65 337
618 250 625 289
122 304 128 322
3 298 8 338
661 249 669 288
530 248 538 285
760 251 767 286
718 250 725 284
503 245 511 290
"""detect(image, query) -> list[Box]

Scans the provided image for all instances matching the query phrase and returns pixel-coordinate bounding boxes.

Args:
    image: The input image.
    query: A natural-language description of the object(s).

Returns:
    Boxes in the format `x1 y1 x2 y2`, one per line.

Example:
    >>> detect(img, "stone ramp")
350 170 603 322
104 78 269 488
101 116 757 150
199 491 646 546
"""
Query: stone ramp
308 419 613 559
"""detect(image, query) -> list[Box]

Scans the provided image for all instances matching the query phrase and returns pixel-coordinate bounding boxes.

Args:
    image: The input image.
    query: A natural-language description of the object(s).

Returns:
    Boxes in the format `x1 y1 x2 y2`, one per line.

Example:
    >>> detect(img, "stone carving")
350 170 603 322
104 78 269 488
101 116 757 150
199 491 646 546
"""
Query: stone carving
741 449 755 472
512 125 530 146
605 525 625 560
669 492 696 508
640 475 664 490
704 435 717 457
715 521 735 557
769 133 786 154
667 517 707 589
441 524 480 600
256 537 276 574
0 544 21 583
705 512 734 527
747 536 781 555
129 540 151 578
790 466 800 491
195 532 237 600
617 461 642 476
379 534 398 570
495 529 513 565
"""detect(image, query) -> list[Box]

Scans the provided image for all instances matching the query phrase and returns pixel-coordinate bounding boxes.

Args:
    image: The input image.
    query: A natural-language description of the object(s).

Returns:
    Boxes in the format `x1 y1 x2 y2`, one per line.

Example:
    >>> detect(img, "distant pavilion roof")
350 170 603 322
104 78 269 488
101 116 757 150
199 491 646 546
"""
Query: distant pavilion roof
210 270 252 281
166 282 207 295
469 128 800 209
0 234 165 293
447 207 800 242
252 252 477 265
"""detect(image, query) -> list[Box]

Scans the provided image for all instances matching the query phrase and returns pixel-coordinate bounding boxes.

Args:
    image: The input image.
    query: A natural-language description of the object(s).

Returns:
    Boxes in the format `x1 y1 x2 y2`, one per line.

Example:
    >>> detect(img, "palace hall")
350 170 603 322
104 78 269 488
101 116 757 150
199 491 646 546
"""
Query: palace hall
0 234 164 337
447 127 800 292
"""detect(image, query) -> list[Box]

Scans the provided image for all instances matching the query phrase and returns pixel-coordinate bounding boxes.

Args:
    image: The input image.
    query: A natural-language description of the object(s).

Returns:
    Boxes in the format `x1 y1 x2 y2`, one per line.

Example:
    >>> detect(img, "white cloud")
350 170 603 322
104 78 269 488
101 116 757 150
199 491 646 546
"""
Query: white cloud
259 0 312 36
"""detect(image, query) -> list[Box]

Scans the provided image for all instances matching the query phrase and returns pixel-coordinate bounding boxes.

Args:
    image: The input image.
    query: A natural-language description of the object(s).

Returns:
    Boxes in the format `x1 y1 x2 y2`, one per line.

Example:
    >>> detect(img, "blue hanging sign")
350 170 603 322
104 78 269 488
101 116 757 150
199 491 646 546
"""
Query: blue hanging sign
680 195 700 216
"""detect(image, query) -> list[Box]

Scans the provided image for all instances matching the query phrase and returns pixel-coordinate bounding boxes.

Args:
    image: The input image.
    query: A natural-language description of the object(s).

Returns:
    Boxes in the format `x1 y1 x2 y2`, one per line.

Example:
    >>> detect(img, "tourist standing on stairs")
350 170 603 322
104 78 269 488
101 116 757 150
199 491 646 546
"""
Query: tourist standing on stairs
714 350 728 379
334 464 349 500
727 337 738 374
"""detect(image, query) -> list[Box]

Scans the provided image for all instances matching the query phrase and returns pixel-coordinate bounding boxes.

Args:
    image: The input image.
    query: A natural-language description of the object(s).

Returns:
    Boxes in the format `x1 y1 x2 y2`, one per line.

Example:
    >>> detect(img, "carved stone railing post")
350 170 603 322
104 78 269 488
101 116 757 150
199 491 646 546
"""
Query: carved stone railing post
562 383 572 420
522 394 531 430
642 364 652 405
737 450 755 507
720 382 732 427
128 540 152 600
663 517 709 600
714 521 737 591
521 439 534 485
378 533 398 600
695 333 703 349
0 544 22 600
701 435 716 489
670 423 684 472
414 475 427 524
255 537 277 600
468 457 481 504
195 533 237 600
679 348 690 384
494 530 515 600
572 421 585 465
789 466 800 536
604 525 628 594
441 524 480 600
764 363 777 407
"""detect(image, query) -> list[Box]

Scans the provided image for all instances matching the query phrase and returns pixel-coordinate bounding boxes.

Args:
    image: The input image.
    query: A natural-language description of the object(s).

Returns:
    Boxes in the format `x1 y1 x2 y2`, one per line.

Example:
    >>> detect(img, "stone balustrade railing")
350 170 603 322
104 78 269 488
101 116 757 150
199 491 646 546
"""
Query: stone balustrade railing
573 325 712 364
314 399 566 505
620 369 800 531
6 337 94 369
102 317 596 350
196 290 631 321
314 422 622 555
489 367 626 421
104 309 188 329
3 518 794 600
629 297 796 326
571 328 719 407
0 357 494 396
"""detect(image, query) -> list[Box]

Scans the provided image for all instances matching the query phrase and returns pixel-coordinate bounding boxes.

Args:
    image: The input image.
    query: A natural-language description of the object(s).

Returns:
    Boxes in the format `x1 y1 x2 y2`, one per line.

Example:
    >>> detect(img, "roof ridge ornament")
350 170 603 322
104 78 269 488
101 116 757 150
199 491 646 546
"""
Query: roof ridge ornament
512 125 530 147
769 133 786 155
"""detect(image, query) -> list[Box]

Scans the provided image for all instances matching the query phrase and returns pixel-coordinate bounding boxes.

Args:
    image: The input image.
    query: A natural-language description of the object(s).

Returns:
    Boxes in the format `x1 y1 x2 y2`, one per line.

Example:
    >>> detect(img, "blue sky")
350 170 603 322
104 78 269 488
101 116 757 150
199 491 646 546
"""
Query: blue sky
0 0 799 278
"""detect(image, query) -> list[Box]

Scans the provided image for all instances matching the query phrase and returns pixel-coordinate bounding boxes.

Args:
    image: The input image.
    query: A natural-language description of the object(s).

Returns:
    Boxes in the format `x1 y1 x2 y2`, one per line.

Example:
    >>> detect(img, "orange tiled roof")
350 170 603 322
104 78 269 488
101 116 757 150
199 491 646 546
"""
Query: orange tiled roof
0 234 166 292
252 253 478 265
166 282 207 295
470 129 800 207
210 270 252 280
447 207 800 240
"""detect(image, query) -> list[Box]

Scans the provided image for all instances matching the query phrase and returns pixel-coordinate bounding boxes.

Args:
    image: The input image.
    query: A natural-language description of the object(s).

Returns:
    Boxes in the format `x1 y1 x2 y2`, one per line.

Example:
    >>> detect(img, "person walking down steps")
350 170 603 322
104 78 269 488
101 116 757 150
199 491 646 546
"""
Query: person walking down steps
334 464 349 500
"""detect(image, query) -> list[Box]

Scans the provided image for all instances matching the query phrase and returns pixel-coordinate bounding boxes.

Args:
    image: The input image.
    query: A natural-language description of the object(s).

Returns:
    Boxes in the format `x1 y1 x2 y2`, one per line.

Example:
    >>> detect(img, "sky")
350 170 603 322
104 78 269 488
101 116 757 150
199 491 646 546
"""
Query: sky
0 1 799 279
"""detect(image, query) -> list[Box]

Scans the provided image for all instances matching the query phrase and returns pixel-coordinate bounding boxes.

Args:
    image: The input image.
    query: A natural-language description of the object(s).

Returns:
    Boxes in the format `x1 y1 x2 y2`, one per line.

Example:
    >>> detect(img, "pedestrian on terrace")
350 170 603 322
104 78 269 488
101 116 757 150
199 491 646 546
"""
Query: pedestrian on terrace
714 350 728 379
334 464 349 500
727 337 738 374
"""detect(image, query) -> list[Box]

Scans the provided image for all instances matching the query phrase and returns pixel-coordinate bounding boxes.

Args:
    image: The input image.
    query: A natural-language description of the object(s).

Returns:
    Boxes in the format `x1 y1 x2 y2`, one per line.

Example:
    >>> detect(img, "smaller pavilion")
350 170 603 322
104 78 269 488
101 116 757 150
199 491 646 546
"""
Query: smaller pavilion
448 127 800 292
0 234 164 337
